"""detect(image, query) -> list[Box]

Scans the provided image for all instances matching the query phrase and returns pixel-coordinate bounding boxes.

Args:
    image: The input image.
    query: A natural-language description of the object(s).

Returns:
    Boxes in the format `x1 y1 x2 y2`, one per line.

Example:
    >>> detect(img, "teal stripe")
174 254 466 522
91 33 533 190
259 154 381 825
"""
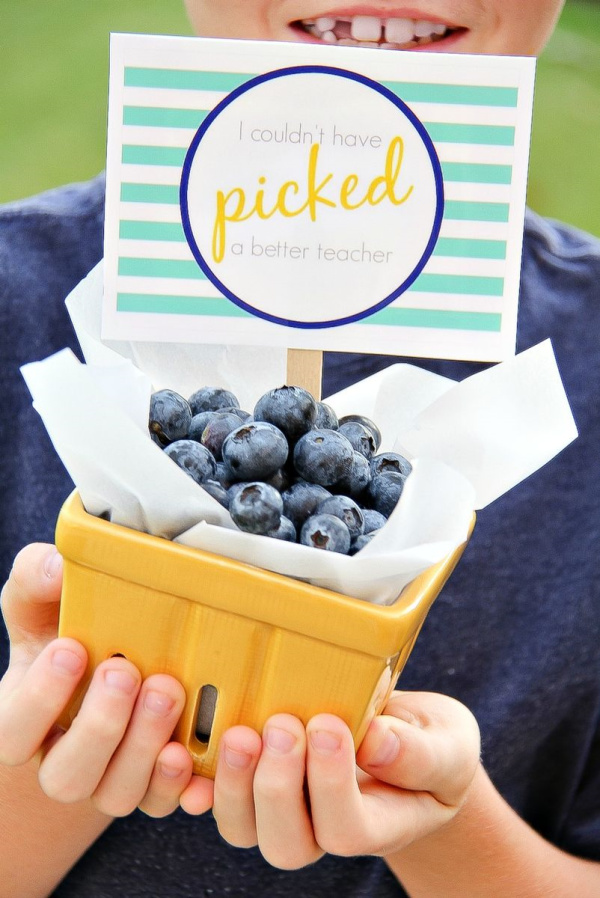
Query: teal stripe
424 121 515 145
125 67 253 93
118 224 506 259
123 106 208 129
122 145 187 167
382 81 518 107
443 200 510 222
118 258 207 280
119 220 186 242
117 293 251 317
368 307 502 332
124 67 518 108
441 161 512 184
433 237 506 260
121 183 179 204
116 293 499 331
410 273 504 296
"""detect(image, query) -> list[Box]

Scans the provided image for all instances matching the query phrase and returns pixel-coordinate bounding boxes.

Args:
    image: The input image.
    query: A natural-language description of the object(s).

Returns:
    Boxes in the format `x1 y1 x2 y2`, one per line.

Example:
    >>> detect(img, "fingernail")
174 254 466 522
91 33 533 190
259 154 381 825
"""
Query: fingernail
223 746 253 770
370 729 401 767
309 730 342 755
144 690 176 716
44 547 63 580
51 647 84 676
265 726 297 754
104 668 138 695
159 761 184 779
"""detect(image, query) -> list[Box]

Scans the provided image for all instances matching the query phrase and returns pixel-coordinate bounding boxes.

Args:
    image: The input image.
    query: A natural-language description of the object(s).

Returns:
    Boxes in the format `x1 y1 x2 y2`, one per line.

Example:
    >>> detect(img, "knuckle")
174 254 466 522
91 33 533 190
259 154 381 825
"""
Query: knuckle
38 767 87 804
94 793 137 818
314 828 359 858
253 771 290 803
79 706 128 745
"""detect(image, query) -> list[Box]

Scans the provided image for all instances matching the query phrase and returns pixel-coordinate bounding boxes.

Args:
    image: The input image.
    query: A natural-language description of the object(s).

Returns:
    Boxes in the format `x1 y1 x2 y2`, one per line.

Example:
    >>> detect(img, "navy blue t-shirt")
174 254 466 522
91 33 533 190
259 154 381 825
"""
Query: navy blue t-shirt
1 176 599 896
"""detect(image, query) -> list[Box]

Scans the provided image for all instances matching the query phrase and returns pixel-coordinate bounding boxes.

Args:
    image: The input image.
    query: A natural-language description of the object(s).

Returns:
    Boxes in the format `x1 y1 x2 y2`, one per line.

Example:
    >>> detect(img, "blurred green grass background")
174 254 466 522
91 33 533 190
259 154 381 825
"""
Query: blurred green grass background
1 0 599 235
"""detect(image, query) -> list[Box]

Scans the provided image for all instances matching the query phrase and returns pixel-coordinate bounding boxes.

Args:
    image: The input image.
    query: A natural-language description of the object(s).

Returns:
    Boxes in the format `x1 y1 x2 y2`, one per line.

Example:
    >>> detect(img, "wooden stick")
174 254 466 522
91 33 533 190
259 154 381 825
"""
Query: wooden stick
286 349 323 401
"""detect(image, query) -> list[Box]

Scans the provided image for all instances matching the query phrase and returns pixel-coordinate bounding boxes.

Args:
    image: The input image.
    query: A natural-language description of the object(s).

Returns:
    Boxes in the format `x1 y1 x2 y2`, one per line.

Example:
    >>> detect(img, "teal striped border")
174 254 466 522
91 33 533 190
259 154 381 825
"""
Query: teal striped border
120 144 513 186
117 257 503 296
119 221 507 261
116 292 501 332
121 105 515 145
117 293 251 317
123 106 208 129
124 67 518 108
119 184 511 223
118 257 207 280
125 67 253 93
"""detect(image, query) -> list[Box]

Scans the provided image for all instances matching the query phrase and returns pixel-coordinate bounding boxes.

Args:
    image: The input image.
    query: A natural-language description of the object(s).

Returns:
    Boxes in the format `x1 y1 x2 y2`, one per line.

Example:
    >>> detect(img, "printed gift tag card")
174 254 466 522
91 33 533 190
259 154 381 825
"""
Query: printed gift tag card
102 33 536 362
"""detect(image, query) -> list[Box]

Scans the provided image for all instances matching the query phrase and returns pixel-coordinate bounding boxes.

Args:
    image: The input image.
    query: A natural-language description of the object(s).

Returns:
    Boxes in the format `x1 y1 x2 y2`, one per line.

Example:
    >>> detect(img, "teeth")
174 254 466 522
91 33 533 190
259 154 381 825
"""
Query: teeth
350 15 382 42
304 15 448 48
315 16 336 31
384 18 415 44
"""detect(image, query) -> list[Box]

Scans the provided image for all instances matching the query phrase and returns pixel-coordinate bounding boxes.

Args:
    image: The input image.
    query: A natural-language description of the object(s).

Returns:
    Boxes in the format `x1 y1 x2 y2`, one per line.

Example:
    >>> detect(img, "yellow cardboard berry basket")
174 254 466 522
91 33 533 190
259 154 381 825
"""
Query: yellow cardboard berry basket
56 490 473 779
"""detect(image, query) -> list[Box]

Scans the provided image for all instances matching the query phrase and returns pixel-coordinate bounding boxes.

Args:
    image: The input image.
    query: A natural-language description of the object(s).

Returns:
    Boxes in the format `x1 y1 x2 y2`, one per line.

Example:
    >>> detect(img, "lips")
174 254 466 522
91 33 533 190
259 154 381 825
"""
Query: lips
295 14 455 48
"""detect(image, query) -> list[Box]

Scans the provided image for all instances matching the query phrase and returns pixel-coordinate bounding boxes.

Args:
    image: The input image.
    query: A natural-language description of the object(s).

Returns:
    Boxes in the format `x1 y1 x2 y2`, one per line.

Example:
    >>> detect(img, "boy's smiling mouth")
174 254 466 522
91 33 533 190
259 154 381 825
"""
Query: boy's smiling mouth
291 13 464 49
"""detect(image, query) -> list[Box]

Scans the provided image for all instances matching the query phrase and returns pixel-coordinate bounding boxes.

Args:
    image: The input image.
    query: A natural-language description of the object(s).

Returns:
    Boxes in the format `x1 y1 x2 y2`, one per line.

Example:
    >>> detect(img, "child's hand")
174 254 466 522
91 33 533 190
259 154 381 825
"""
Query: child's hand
0 543 195 818
182 691 480 869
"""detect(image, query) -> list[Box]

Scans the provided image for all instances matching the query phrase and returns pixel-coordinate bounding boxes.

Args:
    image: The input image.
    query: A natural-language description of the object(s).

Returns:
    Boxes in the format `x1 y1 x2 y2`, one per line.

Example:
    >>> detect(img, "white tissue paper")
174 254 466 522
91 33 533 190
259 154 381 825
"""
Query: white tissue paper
21 261 578 605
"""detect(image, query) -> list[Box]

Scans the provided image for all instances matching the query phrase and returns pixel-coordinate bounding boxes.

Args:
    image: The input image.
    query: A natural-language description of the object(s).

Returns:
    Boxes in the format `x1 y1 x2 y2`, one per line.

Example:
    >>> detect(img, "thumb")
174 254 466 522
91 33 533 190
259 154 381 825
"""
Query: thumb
1 543 64 652
356 692 480 807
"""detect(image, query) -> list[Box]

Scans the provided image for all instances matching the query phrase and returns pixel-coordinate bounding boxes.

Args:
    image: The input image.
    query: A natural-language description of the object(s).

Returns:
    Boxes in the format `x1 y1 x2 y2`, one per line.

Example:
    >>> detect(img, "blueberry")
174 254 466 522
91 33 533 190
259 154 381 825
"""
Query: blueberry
200 412 247 461
163 439 217 485
188 386 240 415
332 451 371 500
189 411 216 443
366 470 406 517
339 414 382 452
349 531 379 555
300 513 351 554
215 461 235 489
227 480 252 504
265 515 297 542
220 406 252 422
254 385 317 444
362 509 388 533
282 481 332 530
370 452 412 479
314 401 339 430
338 421 376 460
264 467 292 493
222 421 289 481
149 390 191 446
201 479 230 508
293 429 354 487
229 482 283 534
316 495 364 541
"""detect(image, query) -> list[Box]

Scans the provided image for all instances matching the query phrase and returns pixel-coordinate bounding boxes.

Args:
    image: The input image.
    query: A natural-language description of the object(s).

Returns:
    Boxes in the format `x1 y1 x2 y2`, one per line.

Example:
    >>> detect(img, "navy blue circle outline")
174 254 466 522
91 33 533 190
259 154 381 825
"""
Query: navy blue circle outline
180 65 444 330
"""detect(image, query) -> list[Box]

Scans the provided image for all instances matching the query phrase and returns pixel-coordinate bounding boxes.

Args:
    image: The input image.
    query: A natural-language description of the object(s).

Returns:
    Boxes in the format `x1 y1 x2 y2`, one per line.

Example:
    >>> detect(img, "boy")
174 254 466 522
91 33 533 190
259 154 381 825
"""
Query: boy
1 2 599 895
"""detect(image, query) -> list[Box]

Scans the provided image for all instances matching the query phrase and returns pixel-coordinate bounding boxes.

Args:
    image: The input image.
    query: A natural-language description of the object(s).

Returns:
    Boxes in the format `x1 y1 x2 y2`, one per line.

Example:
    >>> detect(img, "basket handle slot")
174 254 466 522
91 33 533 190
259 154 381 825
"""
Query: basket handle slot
195 684 218 743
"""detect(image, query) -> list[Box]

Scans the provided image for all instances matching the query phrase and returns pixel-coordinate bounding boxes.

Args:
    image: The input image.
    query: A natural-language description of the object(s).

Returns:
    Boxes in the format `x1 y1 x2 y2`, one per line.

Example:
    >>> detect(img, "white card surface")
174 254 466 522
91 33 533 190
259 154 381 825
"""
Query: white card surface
102 33 536 362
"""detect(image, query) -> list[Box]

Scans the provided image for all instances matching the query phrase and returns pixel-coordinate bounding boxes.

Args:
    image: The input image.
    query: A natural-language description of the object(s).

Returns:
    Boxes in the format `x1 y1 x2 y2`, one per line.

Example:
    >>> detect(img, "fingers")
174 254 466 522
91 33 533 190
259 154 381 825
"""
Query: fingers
138 741 195 818
0 637 87 766
253 716 322 868
212 716 323 869
37 662 188 816
212 725 262 846
1 543 63 651
356 692 480 806
305 714 371 856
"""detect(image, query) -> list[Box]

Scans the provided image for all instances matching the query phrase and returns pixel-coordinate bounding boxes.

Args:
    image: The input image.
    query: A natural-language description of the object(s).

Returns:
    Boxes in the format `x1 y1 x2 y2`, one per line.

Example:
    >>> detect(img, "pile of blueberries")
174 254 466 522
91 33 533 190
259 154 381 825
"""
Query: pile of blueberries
149 385 412 555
